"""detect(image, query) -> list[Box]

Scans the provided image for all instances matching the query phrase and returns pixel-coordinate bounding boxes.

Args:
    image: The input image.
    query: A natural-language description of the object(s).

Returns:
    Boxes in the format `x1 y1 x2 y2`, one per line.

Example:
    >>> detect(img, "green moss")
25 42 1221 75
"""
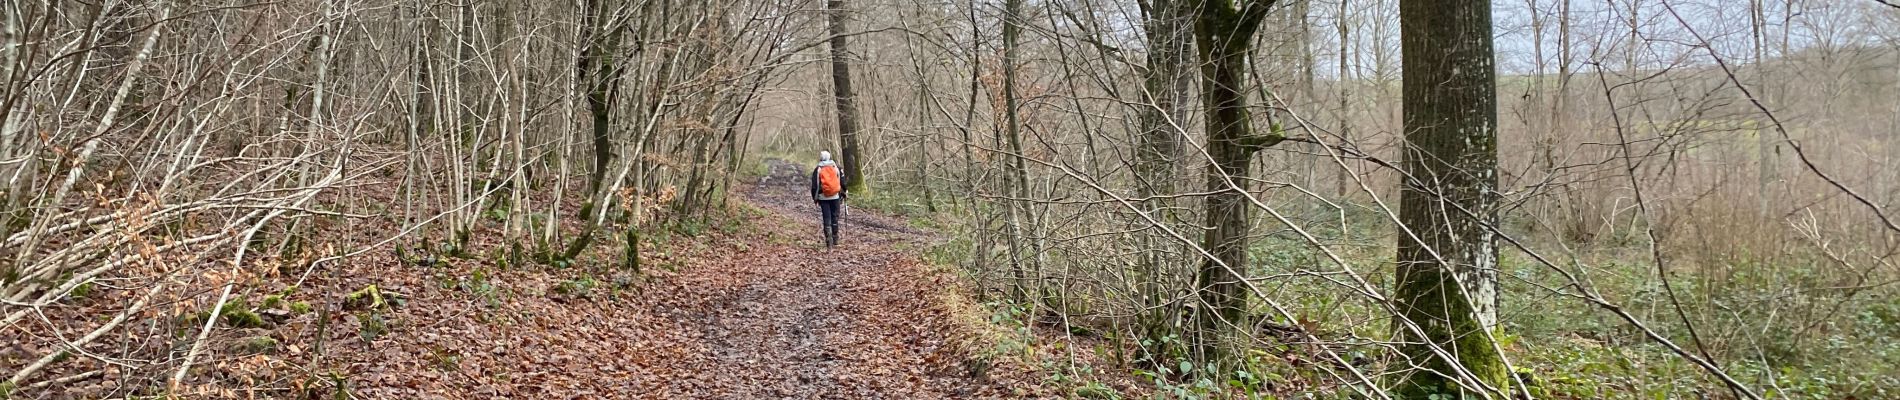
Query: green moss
487 247 511 269
394 245 418 266
622 228 640 274
577 201 596 221
288 301 313 315
1390 267 1509 399
223 307 266 329
344 285 384 310
185 299 266 329
231 336 279 354
450 229 472 258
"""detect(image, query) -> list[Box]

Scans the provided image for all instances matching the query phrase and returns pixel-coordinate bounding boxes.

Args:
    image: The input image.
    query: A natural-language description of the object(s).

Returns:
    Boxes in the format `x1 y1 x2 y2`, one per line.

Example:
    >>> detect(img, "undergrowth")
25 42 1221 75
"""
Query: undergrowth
874 172 1899 398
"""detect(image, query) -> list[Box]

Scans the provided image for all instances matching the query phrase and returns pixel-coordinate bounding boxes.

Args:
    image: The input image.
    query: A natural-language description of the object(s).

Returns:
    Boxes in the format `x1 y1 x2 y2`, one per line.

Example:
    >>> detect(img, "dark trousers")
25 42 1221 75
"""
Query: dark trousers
817 199 841 247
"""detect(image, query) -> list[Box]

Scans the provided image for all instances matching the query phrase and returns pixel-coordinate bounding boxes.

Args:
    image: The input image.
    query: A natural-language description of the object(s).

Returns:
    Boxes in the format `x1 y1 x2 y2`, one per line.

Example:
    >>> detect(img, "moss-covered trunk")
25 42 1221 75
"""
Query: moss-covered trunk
1394 0 1507 396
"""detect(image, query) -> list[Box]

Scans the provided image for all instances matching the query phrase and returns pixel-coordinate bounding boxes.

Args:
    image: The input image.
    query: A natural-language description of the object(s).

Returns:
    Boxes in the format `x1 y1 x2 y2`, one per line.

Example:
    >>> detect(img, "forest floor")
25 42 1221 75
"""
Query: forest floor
9 158 1134 399
292 159 1058 399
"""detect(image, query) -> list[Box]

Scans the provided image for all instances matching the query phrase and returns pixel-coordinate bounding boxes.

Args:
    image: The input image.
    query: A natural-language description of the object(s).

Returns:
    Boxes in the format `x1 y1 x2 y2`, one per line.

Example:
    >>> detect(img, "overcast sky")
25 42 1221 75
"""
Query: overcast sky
1358 0 1898 77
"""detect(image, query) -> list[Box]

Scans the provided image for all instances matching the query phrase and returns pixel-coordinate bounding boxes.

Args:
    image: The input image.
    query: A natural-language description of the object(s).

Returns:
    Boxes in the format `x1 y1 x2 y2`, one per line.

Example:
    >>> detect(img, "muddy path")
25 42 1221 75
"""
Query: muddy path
632 158 999 398
299 159 1036 399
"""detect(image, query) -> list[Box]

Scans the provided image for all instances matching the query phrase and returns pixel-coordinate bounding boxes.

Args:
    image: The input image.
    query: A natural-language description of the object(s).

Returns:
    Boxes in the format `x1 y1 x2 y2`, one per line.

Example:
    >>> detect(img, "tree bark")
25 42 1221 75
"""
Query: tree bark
827 0 866 193
1334 0 1354 198
1394 0 1508 395
1134 0 1194 364
1137 0 1193 196
1750 0 1778 218
959 2 990 297
1549 0 1569 173
581 0 620 193
1187 0 1282 365
1000 0 1037 303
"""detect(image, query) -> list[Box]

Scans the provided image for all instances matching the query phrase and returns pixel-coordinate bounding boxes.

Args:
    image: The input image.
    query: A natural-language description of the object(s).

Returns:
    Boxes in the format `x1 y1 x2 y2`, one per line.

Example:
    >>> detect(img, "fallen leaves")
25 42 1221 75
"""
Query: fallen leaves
2 160 1079 399
265 160 1049 399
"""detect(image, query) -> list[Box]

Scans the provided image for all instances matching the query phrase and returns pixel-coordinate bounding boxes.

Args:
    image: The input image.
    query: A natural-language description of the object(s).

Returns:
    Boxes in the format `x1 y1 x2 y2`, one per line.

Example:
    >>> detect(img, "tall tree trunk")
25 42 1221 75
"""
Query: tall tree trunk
1750 0 1766 216
1295 0 1314 100
1187 0 1282 366
1548 0 1569 174
1526 0 1547 176
1137 0 1192 199
457 1 477 143
564 0 623 260
1294 0 1318 192
1393 0 1508 395
1624 0 1640 73
452 0 480 245
581 0 619 193
827 0 866 193
1135 0 1193 364
1334 0 1354 198
406 0 436 233
960 2 990 297
1000 0 1035 303
0 0 17 239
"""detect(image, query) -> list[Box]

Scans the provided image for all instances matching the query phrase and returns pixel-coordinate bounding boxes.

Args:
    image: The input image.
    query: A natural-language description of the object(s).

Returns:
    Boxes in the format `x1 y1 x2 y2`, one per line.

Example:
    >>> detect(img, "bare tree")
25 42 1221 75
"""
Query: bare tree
581 0 623 193
1185 0 1285 364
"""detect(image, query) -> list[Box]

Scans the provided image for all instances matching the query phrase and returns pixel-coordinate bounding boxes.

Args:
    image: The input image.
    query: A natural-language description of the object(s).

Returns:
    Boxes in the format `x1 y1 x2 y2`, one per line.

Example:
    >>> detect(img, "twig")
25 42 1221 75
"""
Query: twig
22 370 103 391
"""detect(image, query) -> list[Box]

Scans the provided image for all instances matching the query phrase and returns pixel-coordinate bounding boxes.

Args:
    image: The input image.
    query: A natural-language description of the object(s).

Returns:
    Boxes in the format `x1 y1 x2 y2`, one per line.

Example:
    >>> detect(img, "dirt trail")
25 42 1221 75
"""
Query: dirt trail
634 159 997 398
304 159 1030 399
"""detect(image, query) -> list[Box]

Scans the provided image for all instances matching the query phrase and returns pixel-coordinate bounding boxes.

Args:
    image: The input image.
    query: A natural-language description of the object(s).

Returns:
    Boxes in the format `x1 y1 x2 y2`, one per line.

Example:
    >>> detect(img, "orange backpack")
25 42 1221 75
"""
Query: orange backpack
818 165 842 197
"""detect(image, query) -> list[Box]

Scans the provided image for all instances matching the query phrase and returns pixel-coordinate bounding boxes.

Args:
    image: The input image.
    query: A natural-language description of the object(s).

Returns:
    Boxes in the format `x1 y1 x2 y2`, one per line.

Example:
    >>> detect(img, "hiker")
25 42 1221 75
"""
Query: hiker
810 151 848 247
